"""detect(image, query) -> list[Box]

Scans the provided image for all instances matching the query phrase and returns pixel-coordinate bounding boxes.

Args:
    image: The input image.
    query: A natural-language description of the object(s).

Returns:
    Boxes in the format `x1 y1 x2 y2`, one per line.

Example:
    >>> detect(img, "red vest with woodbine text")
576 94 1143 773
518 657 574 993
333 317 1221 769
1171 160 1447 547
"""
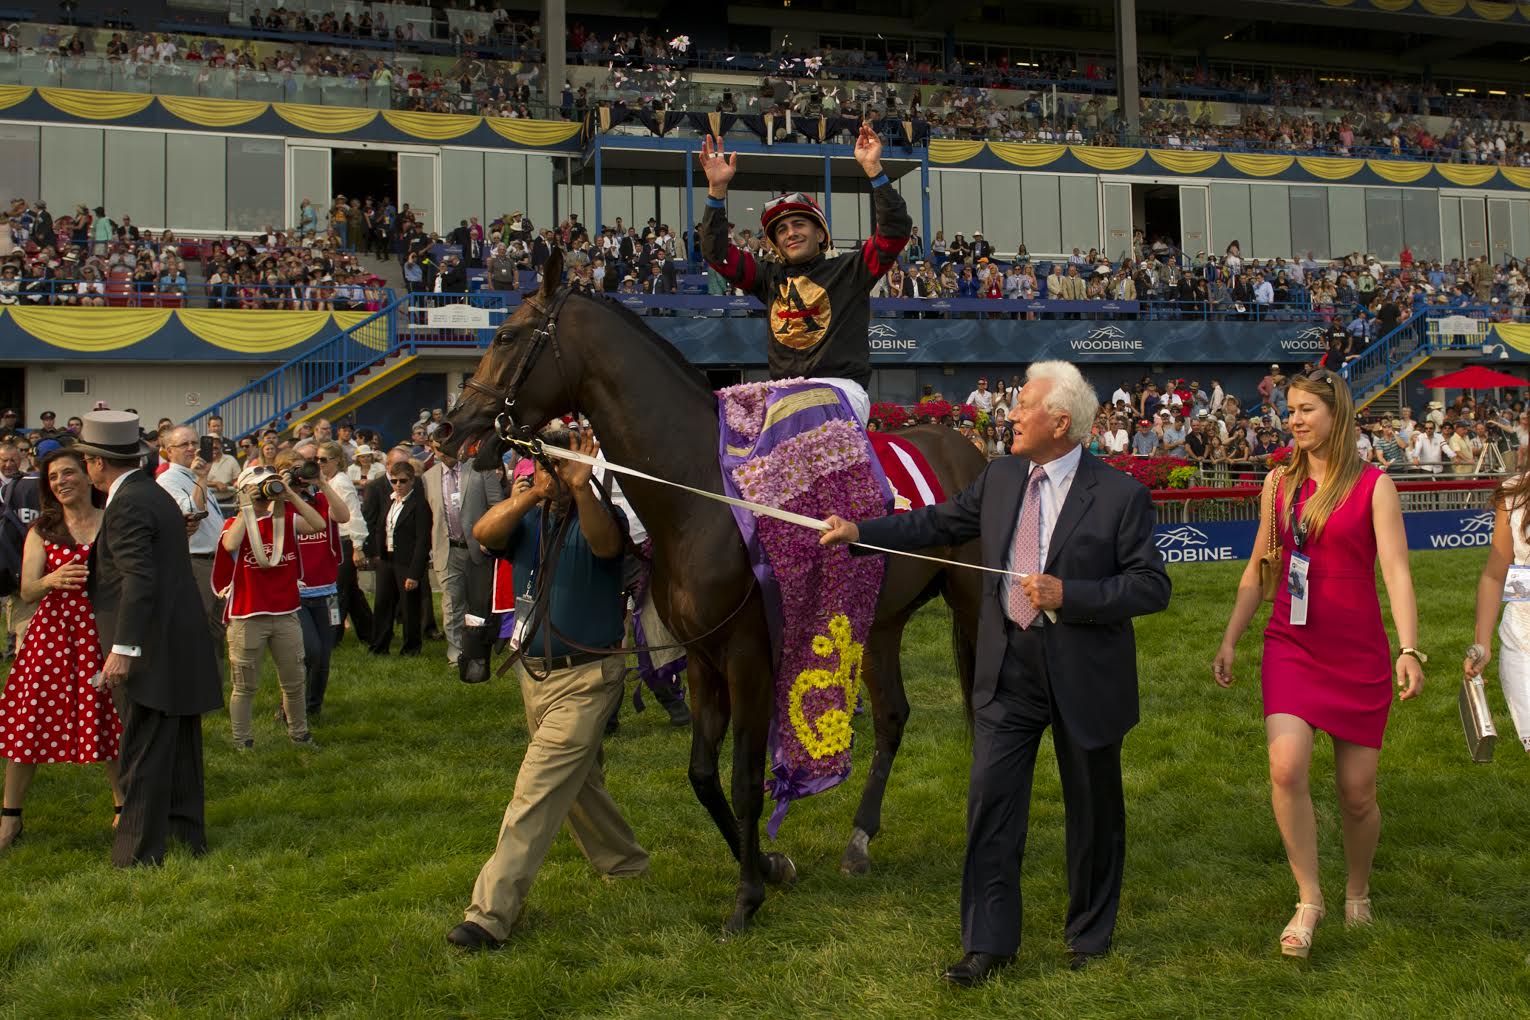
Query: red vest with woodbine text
212 504 302 620
294 490 340 591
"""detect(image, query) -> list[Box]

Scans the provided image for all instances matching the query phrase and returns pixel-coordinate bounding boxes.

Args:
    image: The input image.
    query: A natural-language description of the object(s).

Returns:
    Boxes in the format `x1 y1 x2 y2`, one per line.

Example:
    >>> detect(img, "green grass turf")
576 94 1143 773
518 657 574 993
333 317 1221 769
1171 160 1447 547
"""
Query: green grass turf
1 550 1527 1019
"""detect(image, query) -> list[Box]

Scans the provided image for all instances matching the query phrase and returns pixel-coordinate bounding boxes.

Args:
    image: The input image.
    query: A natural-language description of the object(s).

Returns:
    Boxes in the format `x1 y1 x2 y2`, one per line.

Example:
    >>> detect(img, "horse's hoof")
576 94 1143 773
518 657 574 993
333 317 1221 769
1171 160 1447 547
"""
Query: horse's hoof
721 904 757 939
839 827 872 876
764 851 798 888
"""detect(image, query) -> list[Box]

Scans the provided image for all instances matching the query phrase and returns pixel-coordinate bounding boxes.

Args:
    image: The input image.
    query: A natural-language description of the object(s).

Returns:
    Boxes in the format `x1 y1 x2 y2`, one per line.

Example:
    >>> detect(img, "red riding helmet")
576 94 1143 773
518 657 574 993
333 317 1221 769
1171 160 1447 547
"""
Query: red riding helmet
760 192 829 254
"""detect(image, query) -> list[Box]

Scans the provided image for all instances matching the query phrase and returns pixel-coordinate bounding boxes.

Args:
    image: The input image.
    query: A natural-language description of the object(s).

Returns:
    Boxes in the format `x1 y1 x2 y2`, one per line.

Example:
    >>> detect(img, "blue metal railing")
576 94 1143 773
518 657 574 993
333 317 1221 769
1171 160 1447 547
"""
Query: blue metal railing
187 295 405 439
1339 308 1496 406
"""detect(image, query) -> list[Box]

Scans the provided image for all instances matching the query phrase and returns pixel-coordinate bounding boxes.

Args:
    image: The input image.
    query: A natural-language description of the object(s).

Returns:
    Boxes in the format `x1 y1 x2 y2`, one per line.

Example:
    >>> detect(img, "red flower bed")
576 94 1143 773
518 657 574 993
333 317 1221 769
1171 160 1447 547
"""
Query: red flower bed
869 402 910 429
1104 455 1193 489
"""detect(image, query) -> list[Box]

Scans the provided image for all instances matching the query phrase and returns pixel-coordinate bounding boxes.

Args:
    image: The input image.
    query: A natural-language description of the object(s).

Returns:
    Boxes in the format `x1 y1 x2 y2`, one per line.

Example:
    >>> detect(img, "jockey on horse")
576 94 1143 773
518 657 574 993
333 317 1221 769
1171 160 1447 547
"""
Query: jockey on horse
697 122 911 423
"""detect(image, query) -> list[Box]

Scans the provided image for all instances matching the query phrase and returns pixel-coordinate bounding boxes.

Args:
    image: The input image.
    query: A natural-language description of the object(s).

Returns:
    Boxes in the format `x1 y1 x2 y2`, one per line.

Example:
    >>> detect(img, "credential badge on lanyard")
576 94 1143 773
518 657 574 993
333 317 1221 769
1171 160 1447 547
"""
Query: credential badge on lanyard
511 513 542 649
1287 486 1311 627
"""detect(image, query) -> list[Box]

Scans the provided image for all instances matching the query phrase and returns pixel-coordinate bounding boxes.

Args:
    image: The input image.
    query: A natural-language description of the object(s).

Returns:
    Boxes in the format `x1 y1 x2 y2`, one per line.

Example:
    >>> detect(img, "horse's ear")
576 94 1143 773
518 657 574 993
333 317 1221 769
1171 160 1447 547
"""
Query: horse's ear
542 248 563 296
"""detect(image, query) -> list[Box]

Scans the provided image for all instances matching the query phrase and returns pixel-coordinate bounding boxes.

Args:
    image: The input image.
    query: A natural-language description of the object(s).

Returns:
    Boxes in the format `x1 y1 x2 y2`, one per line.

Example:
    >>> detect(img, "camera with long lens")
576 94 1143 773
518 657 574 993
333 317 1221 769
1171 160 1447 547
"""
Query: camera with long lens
290 459 321 485
248 476 286 500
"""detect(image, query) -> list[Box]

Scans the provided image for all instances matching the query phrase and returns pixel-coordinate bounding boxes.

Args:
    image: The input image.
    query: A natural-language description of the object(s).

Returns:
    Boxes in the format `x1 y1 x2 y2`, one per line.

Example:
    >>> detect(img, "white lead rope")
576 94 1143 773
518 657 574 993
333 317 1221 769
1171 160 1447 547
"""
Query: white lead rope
532 442 1035 582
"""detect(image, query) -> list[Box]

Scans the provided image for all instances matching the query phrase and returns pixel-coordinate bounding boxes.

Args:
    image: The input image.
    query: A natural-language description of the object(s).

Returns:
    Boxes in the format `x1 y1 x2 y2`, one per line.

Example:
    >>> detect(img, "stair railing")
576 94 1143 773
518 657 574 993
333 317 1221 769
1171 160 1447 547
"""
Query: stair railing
187 296 404 439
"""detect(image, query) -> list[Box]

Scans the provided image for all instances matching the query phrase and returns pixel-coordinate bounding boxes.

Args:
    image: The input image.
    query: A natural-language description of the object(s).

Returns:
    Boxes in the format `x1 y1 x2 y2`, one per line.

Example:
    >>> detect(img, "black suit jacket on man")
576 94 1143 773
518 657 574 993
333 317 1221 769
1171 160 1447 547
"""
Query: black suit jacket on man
855 449 1170 747
87 470 222 716
361 472 392 558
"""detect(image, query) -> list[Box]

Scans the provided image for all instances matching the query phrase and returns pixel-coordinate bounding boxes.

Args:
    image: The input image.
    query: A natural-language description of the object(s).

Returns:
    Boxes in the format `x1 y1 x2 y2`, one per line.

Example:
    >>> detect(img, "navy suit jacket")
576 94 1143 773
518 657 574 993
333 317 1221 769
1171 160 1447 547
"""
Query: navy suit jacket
855 448 1171 747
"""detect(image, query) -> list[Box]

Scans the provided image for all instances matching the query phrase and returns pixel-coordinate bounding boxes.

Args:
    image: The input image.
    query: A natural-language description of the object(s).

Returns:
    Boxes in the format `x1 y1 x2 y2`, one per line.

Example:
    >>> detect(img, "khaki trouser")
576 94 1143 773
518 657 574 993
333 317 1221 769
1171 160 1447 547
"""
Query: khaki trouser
227 613 309 744
465 658 648 940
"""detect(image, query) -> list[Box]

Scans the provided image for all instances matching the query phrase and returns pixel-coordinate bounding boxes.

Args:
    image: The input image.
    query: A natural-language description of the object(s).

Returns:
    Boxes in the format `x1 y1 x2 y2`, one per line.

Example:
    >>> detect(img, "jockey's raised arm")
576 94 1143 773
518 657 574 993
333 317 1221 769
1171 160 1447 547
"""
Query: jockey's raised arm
696 125 912 424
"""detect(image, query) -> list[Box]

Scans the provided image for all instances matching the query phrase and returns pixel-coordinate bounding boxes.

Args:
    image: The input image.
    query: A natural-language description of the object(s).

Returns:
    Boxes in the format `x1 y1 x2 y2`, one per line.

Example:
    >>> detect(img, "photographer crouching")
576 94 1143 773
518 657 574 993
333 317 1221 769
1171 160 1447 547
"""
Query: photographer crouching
213 464 327 749
285 447 350 722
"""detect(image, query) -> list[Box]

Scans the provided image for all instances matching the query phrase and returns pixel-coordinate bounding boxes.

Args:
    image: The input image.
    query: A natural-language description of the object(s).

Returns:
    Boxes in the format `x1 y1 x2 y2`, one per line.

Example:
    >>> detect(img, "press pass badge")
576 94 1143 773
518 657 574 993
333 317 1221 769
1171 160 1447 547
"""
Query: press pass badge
1503 564 1530 602
511 595 533 648
1287 551 1311 626
328 595 341 627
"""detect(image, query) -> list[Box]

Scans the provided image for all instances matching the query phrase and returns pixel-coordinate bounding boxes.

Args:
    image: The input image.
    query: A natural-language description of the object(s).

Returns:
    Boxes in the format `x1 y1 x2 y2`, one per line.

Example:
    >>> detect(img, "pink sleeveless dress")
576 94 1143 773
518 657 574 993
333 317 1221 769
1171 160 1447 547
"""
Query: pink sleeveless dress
1261 465 1392 748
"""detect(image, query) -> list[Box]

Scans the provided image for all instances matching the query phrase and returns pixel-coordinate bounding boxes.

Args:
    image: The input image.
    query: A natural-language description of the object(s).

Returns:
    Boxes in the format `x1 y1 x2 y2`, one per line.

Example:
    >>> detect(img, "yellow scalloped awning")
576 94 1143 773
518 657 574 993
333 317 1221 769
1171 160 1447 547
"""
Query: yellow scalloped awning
1069 146 1144 171
483 117 582 147
1148 150 1222 175
1223 153 1295 177
0 84 32 110
1435 163 1502 186
177 309 340 353
39 87 155 120
1498 167 1530 190
8 306 173 351
1492 323 1530 354
159 95 268 128
987 142 1066 168
1418 0 1466 12
274 103 379 135
927 139 986 164
1297 156 1364 180
1467 0 1516 17
1367 160 1433 183
382 110 481 141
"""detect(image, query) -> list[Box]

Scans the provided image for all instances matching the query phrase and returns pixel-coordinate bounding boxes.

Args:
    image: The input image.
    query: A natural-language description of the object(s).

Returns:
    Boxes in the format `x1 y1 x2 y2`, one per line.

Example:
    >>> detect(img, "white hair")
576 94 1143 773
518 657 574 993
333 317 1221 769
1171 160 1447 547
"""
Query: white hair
1025 361 1099 445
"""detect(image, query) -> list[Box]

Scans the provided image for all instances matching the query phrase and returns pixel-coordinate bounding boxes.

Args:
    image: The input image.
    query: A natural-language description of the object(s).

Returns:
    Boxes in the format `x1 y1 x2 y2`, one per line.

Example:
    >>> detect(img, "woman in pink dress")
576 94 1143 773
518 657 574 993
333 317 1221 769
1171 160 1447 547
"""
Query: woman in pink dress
0 448 123 850
1212 368 1424 959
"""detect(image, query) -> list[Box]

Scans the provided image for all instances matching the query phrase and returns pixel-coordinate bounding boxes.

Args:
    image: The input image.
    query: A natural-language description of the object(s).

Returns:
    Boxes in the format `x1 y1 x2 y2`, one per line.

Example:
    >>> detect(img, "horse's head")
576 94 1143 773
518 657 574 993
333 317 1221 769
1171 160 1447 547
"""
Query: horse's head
438 249 578 470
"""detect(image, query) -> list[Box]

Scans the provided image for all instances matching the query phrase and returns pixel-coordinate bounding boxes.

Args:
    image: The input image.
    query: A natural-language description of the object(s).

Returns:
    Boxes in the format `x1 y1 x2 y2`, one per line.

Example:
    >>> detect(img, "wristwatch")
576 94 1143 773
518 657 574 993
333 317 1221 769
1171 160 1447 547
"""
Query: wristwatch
1399 646 1428 665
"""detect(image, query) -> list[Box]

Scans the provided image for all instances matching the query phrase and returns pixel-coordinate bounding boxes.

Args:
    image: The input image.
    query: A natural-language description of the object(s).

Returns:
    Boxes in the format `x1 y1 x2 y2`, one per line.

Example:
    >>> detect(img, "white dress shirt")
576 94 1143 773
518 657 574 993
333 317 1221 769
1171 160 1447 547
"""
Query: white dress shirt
385 495 406 552
328 471 367 544
157 462 224 554
1004 444 1083 612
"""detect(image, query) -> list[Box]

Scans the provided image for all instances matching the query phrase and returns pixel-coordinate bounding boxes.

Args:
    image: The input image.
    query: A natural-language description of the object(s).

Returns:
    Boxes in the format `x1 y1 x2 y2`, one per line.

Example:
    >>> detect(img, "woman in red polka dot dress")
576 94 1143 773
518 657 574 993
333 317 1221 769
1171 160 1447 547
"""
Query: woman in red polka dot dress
0 447 122 850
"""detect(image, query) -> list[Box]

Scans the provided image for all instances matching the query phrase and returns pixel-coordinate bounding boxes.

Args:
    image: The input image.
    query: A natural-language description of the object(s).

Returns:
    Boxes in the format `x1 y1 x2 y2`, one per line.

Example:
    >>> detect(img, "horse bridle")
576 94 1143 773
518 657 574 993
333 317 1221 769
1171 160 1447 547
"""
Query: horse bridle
458 285 576 456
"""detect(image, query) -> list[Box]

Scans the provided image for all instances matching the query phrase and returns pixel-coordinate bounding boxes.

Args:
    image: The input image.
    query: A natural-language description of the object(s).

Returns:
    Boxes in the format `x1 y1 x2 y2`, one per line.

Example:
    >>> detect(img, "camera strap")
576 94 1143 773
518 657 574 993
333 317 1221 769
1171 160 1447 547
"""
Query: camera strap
240 502 286 568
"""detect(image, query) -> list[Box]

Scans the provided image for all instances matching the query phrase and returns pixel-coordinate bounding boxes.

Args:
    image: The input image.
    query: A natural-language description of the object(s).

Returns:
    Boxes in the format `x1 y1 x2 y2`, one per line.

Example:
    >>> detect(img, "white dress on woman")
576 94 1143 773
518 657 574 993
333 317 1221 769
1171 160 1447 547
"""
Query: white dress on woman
1494 503 1530 750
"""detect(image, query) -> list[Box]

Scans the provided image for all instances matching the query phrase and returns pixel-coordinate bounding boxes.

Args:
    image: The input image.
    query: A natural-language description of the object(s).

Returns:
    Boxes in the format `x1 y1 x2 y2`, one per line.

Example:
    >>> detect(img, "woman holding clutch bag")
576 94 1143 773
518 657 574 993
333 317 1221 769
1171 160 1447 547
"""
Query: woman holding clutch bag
1462 469 1530 753
1211 368 1425 959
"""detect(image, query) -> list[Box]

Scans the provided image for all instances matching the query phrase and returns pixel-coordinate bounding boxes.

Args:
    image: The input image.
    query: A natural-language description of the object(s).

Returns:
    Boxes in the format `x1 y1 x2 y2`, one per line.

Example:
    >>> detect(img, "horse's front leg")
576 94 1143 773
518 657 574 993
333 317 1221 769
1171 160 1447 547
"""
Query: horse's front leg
685 658 740 861
724 657 795 935
842 617 912 876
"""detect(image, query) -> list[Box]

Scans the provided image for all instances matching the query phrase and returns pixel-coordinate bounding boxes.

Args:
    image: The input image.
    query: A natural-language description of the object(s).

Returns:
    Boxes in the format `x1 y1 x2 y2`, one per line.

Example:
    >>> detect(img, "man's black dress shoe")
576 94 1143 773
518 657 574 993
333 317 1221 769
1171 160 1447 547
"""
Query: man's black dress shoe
1068 950 1106 972
941 951 1013 987
446 921 502 952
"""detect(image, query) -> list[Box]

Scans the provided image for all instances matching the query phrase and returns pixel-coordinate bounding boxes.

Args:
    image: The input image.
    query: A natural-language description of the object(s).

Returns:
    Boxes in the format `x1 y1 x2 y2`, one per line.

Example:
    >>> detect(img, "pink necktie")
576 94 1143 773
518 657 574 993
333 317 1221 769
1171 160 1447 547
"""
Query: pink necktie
1006 463 1046 628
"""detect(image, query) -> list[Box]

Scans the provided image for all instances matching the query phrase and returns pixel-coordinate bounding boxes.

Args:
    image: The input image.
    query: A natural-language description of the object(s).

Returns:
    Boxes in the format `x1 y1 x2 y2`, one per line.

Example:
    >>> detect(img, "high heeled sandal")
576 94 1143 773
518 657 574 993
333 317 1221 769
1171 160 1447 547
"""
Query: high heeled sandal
112 804 123 831
0 806 22 850
1345 894 1373 927
1280 901 1325 958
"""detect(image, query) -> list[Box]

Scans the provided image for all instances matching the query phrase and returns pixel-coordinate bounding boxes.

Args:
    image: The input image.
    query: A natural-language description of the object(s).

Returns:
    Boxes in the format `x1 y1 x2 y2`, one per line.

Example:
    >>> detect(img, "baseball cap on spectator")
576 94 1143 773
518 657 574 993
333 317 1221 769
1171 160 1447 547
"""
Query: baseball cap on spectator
1137 420 1151 428
34 438 60 458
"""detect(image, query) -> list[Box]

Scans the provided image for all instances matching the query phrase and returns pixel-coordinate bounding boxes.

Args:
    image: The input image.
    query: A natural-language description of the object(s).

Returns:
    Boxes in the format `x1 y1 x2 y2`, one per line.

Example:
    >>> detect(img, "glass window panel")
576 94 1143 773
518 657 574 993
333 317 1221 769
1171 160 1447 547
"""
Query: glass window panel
1460 196 1487 260
41 125 103 215
1488 198 1512 265
1103 183 1133 261
1511 201 1530 261
829 187 862 246
398 153 438 234
166 133 225 232
1364 188 1404 262
0 125 39 206
1249 185 1290 259
927 168 943 244
441 149 484 237
1209 182 1250 259
1059 175 1098 258
979 172 1019 254
289 147 330 229
1440 196 1462 263
658 184 683 239
631 185 657 231
485 153 527 232
225 137 283 232
602 185 634 234
1021 174 1062 257
1401 188 1441 264
942 172 981 252
105 130 165 229
1327 186 1367 260
525 155 555 233
1179 185 1209 258
1288 186 1330 261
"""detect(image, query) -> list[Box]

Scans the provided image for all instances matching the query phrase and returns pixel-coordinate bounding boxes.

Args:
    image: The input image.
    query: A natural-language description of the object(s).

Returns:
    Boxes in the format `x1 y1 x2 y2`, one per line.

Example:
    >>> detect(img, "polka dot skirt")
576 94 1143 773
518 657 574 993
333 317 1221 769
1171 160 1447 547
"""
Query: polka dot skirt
0 540 121 764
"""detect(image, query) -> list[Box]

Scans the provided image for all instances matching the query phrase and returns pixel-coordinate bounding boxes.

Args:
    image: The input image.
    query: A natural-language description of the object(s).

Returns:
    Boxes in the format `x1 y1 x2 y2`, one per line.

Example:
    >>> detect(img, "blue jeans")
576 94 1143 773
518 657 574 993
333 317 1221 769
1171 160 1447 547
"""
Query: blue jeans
298 595 337 715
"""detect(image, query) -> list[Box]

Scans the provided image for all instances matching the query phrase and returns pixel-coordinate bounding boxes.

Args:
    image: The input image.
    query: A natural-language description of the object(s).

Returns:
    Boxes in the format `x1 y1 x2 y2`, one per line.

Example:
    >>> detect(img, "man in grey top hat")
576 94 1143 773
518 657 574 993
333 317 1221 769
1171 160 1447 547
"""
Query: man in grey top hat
77 411 222 867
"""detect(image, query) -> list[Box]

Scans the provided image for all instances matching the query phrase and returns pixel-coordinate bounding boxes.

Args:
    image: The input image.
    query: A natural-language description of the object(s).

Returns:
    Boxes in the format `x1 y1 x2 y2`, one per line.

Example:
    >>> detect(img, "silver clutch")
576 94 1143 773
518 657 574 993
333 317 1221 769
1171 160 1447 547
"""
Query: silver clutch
1459 674 1497 763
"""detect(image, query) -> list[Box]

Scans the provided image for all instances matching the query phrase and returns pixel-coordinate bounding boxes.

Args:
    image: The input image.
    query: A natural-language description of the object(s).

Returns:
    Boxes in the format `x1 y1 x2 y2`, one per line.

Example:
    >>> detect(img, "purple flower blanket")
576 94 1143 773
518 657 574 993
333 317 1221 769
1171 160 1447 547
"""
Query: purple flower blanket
717 379 890 836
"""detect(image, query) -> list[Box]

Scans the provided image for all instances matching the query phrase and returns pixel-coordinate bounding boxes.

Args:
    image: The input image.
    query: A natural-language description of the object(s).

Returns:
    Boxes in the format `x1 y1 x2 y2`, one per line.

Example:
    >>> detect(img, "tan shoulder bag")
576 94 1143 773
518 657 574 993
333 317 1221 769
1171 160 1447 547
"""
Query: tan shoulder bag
1257 470 1285 602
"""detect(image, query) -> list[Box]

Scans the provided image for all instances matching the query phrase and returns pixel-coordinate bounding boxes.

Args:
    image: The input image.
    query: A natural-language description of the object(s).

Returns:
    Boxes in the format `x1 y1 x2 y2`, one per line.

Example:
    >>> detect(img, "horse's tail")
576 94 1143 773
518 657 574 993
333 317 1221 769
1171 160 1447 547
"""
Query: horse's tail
949 600 977 734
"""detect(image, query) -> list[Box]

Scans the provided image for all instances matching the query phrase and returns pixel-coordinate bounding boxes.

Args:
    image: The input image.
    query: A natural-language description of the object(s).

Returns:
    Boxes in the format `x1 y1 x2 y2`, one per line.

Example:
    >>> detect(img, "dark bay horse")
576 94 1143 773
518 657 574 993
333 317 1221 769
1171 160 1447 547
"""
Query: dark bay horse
439 250 984 933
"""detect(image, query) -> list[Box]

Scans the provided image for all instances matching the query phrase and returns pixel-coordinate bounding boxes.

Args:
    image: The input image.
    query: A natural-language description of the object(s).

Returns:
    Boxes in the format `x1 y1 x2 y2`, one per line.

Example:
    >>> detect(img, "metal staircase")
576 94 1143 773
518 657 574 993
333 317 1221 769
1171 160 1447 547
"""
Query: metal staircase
186 297 409 440
1340 310 1492 411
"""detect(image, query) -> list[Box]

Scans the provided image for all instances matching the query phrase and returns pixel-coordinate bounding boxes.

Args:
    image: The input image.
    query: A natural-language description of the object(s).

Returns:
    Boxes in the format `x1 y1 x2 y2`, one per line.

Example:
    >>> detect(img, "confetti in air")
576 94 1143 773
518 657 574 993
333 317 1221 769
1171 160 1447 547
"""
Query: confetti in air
668 35 690 52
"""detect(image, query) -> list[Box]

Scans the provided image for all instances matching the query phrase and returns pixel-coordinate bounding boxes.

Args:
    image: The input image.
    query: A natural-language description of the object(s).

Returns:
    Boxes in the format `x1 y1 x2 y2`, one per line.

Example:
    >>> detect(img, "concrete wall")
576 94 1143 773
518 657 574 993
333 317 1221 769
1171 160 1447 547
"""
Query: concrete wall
19 362 277 425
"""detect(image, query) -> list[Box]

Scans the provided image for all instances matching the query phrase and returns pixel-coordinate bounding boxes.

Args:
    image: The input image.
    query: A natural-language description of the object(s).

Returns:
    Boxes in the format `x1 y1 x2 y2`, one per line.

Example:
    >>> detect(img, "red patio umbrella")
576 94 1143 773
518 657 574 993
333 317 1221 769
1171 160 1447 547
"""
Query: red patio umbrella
1418 366 1526 390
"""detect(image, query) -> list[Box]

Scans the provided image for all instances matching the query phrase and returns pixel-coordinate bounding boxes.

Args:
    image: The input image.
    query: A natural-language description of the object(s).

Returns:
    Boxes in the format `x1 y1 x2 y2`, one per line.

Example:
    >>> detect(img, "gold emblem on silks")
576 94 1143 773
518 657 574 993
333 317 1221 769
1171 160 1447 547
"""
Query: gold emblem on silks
770 277 832 351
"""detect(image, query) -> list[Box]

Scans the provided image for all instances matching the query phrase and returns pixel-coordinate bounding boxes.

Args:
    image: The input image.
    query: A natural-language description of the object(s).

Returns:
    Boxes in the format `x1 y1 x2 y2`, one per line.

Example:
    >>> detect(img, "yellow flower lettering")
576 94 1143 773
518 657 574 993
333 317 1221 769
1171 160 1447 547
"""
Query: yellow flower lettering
787 614 863 760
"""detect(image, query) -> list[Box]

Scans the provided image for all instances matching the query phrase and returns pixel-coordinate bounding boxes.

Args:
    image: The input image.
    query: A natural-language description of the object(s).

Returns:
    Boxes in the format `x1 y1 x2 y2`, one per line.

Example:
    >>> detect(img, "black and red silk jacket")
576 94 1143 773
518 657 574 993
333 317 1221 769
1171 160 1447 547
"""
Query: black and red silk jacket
701 180 911 389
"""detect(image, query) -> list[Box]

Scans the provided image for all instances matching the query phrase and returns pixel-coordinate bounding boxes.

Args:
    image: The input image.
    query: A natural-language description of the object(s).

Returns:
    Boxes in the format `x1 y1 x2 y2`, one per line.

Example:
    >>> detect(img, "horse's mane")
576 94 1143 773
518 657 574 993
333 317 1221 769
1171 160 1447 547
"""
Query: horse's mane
565 290 716 400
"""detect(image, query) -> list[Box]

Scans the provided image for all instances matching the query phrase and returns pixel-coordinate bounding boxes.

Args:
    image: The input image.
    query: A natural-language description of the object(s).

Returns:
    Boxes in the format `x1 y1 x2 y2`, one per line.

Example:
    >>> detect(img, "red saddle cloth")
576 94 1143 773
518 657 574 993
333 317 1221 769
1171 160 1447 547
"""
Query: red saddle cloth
869 432 946 513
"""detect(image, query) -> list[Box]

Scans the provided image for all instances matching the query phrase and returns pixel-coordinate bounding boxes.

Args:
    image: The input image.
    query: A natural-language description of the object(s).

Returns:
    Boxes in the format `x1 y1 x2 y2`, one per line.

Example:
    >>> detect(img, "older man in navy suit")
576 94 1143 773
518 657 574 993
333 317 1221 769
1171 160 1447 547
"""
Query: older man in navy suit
822 360 1171 986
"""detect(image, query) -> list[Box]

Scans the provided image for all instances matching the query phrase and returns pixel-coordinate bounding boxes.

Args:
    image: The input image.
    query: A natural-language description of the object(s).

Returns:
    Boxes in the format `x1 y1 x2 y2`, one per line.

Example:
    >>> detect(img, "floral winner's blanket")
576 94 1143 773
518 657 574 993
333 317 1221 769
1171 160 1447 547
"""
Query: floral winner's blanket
717 379 891 836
